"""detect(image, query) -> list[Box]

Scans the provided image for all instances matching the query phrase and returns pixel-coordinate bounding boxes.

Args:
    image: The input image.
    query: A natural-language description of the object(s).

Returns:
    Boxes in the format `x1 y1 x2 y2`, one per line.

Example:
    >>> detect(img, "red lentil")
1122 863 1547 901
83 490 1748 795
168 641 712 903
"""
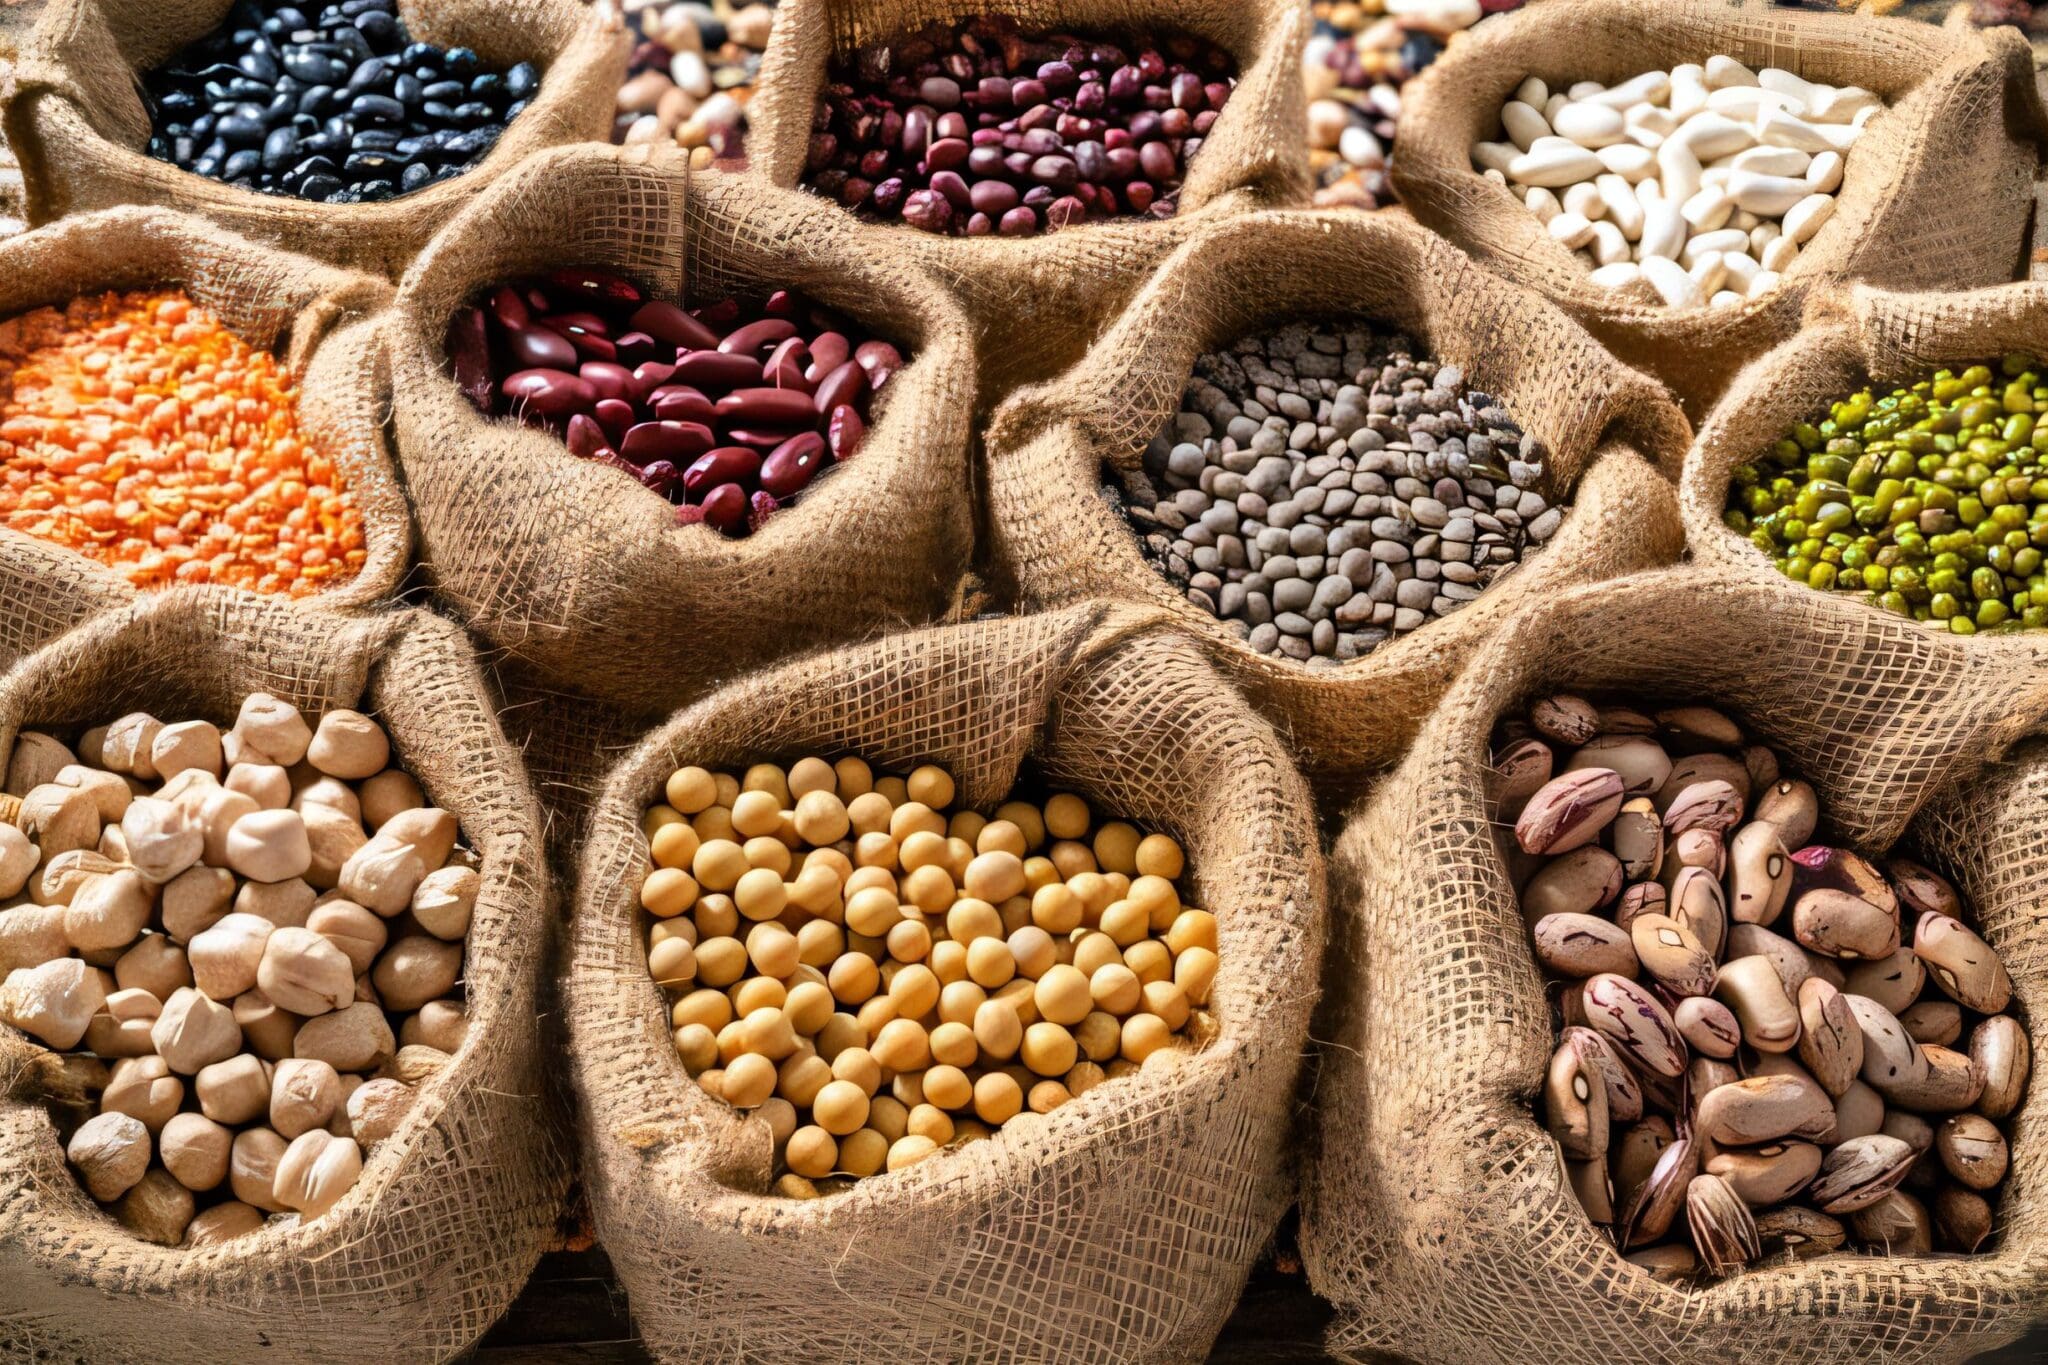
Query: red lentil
0 289 366 595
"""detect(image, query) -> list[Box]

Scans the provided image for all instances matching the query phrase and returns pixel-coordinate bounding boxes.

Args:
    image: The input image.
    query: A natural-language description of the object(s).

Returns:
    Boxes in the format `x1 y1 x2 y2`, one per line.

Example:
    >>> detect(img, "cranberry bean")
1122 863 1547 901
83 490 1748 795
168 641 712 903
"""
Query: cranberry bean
718 319 800 357
761 433 830 497
502 369 594 417
715 388 819 426
630 301 722 352
621 421 716 465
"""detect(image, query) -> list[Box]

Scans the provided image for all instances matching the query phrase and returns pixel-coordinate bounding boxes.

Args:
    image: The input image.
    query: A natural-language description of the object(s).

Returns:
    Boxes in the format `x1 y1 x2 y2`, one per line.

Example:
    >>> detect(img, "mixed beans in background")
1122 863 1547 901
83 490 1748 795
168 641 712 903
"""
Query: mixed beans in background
613 0 779 165
444 268 894 536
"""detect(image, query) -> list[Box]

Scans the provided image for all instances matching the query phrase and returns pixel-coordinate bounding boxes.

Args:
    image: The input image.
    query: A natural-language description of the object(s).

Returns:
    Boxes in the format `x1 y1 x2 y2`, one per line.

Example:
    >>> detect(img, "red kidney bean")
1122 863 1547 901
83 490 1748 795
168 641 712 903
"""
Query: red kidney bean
805 333 851 383
748 490 779 531
630 300 722 352
715 387 818 426
580 362 637 404
650 387 716 424
638 460 682 495
614 331 660 366
546 268 642 311
727 427 808 450
760 432 830 497
622 420 716 464
542 310 613 339
489 286 530 331
502 369 594 417
447 307 494 411
827 405 866 460
700 481 748 531
594 399 638 446
672 351 764 388
854 341 904 390
684 446 762 497
565 413 611 459
506 324 579 372
631 362 678 401
764 337 811 391
718 318 799 357
674 502 706 526
812 360 869 418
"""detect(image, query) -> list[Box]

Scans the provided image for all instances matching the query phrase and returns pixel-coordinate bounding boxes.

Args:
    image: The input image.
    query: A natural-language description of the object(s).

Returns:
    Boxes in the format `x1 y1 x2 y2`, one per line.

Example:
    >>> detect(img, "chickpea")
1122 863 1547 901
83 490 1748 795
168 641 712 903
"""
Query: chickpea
1008 926 1057 979
643 805 684 839
745 921 799 978
1090 963 1142 1015
888 1135 940 1171
673 989 733 1032
974 998 1024 1061
887 801 945 843
898 830 948 871
1142 980 1191 1031
963 851 1026 904
693 840 748 893
965 938 1016 990
814 1014 867 1061
832 757 873 798
1121 1013 1173 1063
777 1053 832 1108
891 1070 925 1108
993 978 1040 1027
742 836 793 876
1123 939 1172 985
673 1023 718 1074
650 822 700 871
831 1047 881 1095
796 919 844 968
1072 934 1124 978
693 806 736 844
788 758 837 799
928 939 968 984
1135 833 1184 879
885 916 934 964
730 790 782 840
854 831 900 869
905 765 954 810
929 1020 978 1068
1031 883 1083 934
868 1095 909 1143
1075 1012 1122 1063
921 1064 973 1111
757 1097 799 1147
1042 794 1089 841
1175 947 1218 1006
937 980 986 1027
1034 965 1092 1027
972 1071 1023 1125
846 792 894 837
784 1126 837 1178
641 867 698 918
854 996 898 1040
721 1053 777 1108
906 1103 954 1144
665 767 717 815
1092 822 1141 876
948 810 987 848
901 864 954 914
741 764 791 806
844 887 903 939
740 1006 797 1060
1050 842 1097 881
694 894 739 939
1066 1061 1106 1096
1165 910 1217 956
945 898 1003 945
839 1128 888 1177
1028 1080 1072 1114
694 937 748 988
648 937 697 988
871 1018 931 1072
784 981 836 1036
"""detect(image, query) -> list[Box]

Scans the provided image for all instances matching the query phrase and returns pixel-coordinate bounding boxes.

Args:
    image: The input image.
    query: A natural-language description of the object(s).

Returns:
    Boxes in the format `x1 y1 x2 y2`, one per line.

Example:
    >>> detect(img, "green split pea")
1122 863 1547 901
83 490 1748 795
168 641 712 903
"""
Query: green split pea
1725 356 2048 635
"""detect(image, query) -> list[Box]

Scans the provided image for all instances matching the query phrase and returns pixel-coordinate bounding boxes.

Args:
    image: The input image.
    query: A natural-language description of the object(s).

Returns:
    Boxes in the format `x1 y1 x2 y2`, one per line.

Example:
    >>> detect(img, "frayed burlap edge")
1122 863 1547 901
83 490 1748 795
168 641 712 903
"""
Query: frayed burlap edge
739 0 1315 390
0 204 411 612
1299 563 2048 1365
1392 0 2048 421
383 141 979 714
0 588 567 1365
566 601 1324 1364
1 0 630 278
984 206 1692 793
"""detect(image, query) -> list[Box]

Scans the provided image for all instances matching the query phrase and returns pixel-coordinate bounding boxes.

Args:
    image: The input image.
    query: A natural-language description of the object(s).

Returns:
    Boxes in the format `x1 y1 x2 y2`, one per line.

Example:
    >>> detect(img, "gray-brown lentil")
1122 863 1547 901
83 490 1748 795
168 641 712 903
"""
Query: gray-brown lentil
1118 322 1558 666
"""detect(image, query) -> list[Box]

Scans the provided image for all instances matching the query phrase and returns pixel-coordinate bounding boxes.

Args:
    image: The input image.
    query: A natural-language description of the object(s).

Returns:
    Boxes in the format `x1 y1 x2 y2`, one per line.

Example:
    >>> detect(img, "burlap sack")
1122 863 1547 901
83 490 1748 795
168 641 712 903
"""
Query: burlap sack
1299 564 2048 1365
0 0 629 278
385 140 980 714
566 602 1323 1363
0 588 567 1363
984 206 1692 793
1684 277 2048 675
1392 0 2048 421
0 204 411 610
740 0 1314 390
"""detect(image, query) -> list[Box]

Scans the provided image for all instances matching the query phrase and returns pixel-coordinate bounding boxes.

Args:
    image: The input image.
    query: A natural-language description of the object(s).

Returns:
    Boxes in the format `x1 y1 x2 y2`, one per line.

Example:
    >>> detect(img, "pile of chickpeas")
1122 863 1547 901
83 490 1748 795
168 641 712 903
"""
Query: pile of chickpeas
636 757 1215 1196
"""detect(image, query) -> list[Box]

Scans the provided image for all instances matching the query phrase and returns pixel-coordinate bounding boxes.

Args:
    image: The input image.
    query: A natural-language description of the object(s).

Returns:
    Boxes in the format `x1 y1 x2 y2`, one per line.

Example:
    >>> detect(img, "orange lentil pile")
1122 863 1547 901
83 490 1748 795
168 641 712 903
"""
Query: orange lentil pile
0 288 366 594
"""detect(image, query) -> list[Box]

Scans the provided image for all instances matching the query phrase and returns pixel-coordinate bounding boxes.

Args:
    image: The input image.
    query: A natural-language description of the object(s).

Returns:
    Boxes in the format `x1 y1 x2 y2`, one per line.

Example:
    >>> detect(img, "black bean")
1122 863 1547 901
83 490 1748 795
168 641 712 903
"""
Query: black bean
348 93 404 124
223 148 263 179
262 123 299 169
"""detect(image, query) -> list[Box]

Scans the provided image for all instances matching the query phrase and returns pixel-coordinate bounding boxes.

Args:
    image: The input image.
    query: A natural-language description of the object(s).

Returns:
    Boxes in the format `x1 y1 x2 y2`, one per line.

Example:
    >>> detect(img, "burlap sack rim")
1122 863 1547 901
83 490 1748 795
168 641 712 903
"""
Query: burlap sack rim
0 588 552 1276
1389 0 2048 336
1309 563 2048 1355
1681 276 2048 663
2 0 631 274
0 204 412 612
984 205 1693 723
738 0 1315 267
567 600 1322 1220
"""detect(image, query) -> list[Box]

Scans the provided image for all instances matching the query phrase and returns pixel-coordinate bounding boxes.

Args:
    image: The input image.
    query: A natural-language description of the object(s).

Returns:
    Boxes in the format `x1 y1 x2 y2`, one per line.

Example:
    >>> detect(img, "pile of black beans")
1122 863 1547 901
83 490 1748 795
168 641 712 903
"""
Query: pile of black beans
141 0 540 204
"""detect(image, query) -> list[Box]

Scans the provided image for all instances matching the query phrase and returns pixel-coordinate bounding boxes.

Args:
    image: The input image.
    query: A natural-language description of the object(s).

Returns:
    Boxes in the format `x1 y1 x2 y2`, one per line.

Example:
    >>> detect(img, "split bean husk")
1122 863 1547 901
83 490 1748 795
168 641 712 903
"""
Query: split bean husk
987 207 1687 797
385 143 978 713
1303 565 2048 1364
0 0 628 277
567 602 1320 1362
0 589 562 1363
1390 0 2048 420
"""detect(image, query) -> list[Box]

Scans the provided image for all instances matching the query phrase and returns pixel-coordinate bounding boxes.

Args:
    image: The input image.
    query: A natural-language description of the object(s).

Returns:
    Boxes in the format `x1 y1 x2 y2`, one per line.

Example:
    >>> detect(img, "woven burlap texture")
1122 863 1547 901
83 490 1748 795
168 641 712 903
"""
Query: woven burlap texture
984 206 1693 791
1298 564 2048 1365
566 602 1323 1364
1392 0 2048 421
0 588 566 1364
0 204 411 611
0 0 629 278
1685 277 2048 683
385 141 980 714
739 0 1313 390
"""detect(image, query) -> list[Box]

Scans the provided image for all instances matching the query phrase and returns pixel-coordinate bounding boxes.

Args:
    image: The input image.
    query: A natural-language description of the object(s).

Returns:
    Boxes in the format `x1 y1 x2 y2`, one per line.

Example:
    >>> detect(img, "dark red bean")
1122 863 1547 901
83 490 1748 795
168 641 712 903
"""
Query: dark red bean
748 489 780 532
590 449 642 480
629 300 722 352
631 362 678 402
812 360 869 418
760 432 830 497
614 331 660 366
448 307 494 411
764 337 811 390
565 413 610 459
684 446 763 497
999 206 1039 236
701 481 748 531
715 387 818 426
672 351 764 388
594 398 638 446
621 420 716 464
638 460 682 495
854 341 904 390
718 318 800 357
580 362 636 404
805 332 851 383
489 286 530 331
502 369 594 417
649 386 716 424
674 502 707 527
541 310 612 339
505 323 579 372
726 427 805 450
827 404 866 460
545 268 643 313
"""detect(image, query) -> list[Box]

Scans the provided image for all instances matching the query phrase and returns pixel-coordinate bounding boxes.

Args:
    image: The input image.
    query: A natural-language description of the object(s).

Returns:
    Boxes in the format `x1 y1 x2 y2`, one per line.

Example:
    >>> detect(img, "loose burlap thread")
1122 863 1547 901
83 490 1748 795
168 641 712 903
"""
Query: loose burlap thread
566 602 1323 1364
984 206 1693 792
385 141 980 714
741 0 1314 390
1299 565 2048 1365
0 204 411 612
0 0 629 277
1685 277 2048 688
0 588 567 1364
1392 0 2048 420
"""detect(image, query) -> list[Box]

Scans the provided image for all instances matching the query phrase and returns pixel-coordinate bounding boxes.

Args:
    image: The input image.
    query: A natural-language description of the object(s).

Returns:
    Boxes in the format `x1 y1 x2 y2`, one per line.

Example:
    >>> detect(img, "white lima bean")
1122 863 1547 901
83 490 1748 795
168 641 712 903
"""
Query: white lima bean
1472 56 1880 308
0 700 475 1246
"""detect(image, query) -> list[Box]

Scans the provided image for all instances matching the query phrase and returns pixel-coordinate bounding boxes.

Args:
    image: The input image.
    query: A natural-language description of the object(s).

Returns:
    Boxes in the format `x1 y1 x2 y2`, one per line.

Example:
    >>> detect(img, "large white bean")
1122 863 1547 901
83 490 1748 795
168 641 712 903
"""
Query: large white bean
1642 255 1704 308
1503 100 1551 151
1554 102 1627 148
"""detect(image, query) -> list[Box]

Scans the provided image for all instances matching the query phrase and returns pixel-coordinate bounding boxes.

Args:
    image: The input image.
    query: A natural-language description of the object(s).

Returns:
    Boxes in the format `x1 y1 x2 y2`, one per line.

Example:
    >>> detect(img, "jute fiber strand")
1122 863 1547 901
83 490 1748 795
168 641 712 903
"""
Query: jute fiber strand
0 204 411 610
0 588 567 1364
386 141 980 714
567 602 1323 1364
1684 278 2048 690
740 0 1313 390
0 0 630 278
1391 0 2048 421
1299 565 2048 1365
984 207 1693 792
